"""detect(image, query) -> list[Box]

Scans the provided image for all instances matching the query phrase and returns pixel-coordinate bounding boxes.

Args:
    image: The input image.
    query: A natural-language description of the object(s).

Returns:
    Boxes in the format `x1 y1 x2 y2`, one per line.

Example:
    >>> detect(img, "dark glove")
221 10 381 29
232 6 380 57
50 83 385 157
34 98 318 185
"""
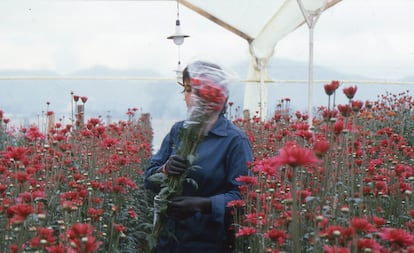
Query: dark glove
167 196 212 220
164 155 188 176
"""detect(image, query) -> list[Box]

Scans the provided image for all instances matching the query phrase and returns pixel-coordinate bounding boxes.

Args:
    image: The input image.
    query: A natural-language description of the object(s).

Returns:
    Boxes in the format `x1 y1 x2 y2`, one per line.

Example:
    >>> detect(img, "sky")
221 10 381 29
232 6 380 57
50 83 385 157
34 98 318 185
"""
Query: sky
1 0 414 148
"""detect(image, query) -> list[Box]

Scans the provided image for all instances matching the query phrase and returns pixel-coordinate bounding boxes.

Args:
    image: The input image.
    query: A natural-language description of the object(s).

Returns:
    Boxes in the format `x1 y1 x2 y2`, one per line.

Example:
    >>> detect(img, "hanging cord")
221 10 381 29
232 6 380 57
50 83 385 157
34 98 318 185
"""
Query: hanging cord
176 0 180 21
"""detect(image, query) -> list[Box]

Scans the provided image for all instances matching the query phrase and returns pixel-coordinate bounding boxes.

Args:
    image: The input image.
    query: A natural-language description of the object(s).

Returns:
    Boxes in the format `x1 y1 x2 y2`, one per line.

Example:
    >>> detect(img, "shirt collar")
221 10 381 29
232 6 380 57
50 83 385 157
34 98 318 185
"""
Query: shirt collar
209 114 228 137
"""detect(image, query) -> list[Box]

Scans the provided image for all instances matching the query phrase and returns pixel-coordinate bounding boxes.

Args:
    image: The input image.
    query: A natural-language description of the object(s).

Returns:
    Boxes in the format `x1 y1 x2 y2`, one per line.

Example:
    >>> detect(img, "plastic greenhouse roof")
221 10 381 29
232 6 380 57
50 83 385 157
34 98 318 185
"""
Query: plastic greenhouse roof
181 0 342 81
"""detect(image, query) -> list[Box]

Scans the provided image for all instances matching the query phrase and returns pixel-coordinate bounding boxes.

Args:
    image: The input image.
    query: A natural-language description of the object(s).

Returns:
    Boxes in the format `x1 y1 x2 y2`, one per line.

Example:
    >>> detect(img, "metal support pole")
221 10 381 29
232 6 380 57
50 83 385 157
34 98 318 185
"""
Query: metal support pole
308 25 314 129
259 61 265 119
296 0 325 129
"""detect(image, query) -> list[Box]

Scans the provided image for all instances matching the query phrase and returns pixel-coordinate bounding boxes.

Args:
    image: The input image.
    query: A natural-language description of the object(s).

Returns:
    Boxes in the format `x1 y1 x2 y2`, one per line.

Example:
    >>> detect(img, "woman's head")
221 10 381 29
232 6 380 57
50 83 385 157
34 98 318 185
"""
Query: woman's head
181 60 230 112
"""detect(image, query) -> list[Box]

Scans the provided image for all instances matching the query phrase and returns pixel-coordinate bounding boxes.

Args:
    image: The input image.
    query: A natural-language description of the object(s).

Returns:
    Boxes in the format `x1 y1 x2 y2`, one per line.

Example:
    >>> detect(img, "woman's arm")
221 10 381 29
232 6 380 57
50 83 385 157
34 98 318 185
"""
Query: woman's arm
209 136 253 223
144 122 181 191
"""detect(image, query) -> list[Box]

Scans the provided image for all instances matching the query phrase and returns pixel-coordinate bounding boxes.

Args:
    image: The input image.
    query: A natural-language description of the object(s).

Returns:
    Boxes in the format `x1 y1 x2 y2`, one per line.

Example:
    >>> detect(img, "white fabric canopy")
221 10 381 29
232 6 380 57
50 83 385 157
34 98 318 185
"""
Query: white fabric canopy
181 0 342 119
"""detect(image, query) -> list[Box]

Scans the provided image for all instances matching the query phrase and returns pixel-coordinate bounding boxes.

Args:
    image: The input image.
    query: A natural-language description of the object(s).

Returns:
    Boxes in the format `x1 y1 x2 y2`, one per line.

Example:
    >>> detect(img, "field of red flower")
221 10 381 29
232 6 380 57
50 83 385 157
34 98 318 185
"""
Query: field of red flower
0 110 154 252
1 82 414 253
230 83 414 253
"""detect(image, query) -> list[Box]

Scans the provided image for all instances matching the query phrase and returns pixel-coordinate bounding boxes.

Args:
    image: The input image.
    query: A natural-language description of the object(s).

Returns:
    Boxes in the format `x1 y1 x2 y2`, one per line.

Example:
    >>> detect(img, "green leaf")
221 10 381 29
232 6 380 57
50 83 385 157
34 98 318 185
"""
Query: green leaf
187 153 197 164
148 172 167 185
158 186 172 198
189 165 202 172
185 178 199 190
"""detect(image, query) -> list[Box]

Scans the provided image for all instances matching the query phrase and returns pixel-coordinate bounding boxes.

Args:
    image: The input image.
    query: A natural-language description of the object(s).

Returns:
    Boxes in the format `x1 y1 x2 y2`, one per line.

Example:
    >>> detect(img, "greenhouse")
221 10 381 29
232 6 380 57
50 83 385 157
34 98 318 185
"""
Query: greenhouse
0 0 413 252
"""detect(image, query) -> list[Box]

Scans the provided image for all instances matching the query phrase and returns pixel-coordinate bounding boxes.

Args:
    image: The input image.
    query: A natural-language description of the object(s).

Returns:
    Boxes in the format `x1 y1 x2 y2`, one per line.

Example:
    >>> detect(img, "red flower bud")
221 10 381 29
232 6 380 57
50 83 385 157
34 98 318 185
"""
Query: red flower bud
338 104 352 117
324 80 340 96
351 100 363 112
343 85 358 99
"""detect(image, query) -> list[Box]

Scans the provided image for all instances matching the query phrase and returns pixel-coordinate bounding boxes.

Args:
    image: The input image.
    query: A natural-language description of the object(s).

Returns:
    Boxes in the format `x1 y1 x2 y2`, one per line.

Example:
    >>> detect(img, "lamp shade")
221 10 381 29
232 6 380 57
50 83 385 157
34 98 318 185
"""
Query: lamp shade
167 19 189 45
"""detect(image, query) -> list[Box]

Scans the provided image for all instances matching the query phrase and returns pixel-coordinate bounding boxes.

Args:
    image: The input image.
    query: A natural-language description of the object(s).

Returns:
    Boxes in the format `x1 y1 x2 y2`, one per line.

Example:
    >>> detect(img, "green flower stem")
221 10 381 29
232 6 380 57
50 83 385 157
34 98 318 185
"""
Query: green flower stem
290 168 300 253
151 121 205 246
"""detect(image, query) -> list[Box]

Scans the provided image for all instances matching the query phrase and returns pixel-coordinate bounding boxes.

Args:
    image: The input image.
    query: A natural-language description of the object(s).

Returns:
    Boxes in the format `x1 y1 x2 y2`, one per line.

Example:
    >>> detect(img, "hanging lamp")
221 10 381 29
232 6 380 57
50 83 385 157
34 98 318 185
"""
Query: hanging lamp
168 0 189 83
167 0 189 46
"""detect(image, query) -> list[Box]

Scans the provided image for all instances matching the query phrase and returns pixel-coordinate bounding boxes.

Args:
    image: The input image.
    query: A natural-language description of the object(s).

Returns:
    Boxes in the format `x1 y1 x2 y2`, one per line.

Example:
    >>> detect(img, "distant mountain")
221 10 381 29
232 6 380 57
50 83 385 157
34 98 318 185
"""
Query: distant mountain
401 76 414 82
0 66 163 77
1 60 412 148
1 58 409 81
0 69 57 76
1 59 411 123
230 58 373 81
69 65 162 77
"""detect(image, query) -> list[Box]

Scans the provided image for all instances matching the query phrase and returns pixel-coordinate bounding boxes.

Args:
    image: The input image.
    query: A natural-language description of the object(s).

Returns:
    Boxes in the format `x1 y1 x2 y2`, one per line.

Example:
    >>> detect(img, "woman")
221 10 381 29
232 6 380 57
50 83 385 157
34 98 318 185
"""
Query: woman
144 60 253 253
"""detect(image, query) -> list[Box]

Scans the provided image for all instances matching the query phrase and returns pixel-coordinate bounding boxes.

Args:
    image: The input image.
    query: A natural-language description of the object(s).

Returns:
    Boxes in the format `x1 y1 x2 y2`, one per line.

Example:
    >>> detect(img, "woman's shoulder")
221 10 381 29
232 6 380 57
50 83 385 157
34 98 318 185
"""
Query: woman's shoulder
225 119 249 139
171 120 184 127
169 120 185 135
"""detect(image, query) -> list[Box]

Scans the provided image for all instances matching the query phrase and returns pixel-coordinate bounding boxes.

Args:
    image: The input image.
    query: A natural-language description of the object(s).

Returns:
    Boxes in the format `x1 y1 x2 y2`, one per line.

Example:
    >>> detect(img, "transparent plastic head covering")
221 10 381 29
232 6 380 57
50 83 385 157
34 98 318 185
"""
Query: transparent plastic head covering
183 60 237 135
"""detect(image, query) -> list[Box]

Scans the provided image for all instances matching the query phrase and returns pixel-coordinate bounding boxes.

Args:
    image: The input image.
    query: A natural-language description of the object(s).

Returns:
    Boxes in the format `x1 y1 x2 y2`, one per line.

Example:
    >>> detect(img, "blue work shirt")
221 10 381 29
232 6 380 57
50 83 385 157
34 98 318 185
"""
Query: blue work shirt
144 114 253 253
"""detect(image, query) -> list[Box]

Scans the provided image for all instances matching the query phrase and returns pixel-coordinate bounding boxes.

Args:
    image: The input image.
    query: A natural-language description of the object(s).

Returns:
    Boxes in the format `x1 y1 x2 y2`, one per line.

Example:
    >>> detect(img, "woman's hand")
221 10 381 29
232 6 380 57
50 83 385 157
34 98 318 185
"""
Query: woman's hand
164 155 188 176
167 196 212 220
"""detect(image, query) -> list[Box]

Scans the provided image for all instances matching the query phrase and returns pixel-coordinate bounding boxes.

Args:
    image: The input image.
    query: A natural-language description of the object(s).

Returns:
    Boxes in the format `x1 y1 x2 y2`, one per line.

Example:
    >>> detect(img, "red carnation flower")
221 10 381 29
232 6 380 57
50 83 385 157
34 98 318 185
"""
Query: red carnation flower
313 139 330 158
378 228 414 247
338 104 352 117
265 229 288 245
324 80 340 95
343 85 358 99
271 141 320 168
236 226 257 237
